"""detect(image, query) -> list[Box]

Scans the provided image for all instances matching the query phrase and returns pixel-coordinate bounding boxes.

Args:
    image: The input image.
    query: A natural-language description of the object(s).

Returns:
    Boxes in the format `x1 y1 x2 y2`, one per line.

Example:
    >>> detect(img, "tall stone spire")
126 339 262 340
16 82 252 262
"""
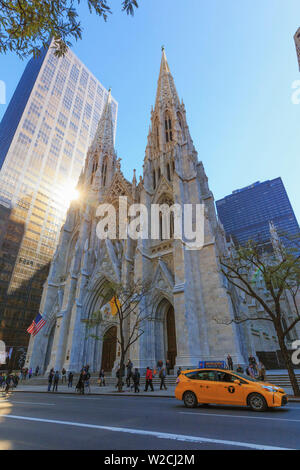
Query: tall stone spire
91 89 115 154
84 89 117 193
144 47 195 176
155 47 180 111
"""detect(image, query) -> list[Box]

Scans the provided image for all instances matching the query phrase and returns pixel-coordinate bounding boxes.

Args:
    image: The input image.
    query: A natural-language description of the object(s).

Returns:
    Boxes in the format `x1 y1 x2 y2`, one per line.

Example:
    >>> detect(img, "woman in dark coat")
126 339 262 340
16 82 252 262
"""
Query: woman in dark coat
76 372 85 394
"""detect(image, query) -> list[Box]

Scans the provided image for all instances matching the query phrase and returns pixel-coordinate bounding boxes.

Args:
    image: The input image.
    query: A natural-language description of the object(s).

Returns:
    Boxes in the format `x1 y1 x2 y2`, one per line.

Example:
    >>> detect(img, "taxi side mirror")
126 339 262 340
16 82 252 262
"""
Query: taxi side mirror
234 379 241 385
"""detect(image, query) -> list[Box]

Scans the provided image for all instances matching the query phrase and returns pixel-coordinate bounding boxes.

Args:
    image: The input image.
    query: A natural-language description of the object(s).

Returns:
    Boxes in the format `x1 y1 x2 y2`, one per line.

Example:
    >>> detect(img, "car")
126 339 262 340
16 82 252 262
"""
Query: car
175 368 288 411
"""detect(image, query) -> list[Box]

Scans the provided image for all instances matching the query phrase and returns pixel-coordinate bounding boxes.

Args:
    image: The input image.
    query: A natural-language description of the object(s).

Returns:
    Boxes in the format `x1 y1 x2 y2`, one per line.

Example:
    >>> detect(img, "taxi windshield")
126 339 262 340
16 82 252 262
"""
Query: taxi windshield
231 372 260 383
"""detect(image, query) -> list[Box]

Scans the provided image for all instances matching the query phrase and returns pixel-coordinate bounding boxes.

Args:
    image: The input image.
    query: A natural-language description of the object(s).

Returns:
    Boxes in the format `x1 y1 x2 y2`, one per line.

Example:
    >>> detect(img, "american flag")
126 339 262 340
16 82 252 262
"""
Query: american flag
27 313 46 336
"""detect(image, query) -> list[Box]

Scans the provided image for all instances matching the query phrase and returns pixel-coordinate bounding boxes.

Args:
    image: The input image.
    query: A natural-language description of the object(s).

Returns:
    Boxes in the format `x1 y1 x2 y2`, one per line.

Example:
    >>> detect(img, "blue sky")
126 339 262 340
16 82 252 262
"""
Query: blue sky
0 0 300 220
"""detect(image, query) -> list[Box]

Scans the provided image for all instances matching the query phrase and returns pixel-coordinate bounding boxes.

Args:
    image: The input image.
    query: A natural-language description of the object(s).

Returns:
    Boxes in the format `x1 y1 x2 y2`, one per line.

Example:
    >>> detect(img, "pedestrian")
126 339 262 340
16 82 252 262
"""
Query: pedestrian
61 367 66 384
99 369 106 387
35 365 39 376
47 370 54 391
4 374 13 395
84 369 91 394
28 367 32 379
159 367 167 390
68 371 73 388
236 364 244 374
144 367 154 392
115 364 124 389
177 367 182 377
13 374 19 388
248 354 258 373
52 371 60 392
76 371 85 394
132 368 140 393
248 364 257 379
126 359 133 388
227 354 233 370
166 359 170 375
258 362 266 381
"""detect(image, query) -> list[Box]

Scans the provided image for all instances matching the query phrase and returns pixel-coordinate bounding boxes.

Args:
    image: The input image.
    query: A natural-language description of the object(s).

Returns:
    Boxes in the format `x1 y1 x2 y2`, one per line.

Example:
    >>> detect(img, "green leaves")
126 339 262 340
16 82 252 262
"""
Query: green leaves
0 0 139 58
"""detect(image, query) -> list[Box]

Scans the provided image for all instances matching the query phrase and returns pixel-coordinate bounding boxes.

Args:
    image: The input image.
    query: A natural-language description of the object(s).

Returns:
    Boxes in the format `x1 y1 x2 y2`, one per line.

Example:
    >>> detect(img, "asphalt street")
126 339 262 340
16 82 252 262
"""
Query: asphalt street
0 392 299 450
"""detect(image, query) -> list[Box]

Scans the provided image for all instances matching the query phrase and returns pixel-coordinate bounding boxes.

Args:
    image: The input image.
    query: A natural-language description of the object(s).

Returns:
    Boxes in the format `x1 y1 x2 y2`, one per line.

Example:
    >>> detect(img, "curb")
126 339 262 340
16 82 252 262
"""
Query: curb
9 389 174 399
7 389 300 402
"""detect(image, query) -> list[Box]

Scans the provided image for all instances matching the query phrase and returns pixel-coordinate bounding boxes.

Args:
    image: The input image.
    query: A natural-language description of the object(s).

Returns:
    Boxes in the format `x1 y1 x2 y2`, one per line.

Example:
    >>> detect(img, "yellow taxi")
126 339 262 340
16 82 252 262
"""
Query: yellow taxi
175 368 288 411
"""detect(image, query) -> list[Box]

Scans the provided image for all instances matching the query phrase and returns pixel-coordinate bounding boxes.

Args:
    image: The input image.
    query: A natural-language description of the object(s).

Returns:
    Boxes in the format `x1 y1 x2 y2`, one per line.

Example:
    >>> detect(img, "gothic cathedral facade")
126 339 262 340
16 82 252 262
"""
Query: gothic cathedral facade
26 49 250 374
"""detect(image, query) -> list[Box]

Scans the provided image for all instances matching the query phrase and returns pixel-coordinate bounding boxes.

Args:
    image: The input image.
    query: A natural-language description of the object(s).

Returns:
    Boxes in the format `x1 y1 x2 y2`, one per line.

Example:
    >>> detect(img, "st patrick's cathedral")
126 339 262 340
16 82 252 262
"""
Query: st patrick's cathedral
26 49 269 374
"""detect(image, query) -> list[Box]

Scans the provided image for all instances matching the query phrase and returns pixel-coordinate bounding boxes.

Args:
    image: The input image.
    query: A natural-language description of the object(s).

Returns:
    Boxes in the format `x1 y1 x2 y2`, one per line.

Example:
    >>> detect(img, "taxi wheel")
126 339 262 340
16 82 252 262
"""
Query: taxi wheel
183 391 198 408
247 393 268 412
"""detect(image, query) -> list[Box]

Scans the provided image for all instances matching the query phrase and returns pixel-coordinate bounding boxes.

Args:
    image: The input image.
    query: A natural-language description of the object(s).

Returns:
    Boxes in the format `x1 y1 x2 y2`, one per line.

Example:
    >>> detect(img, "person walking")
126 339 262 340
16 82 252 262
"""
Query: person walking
47 370 54 391
99 369 106 387
249 364 257 379
35 366 39 376
28 368 32 379
52 371 60 392
4 374 13 396
76 371 85 395
132 368 140 393
126 359 133 388
227 354 233 370
159 367 167 390
68 371 73 388
248 354 258 373
61 368 67 384
144 367 154 392
177 367 182 377
84 369 91 394
258 362 266 381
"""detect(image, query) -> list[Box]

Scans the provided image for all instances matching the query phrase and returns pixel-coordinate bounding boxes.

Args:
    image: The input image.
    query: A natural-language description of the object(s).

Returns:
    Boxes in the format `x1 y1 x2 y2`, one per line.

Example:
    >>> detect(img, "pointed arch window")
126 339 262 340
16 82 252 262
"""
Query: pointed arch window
167 163 171 181
177 112 185 141
165 112 173 143
102 157 108 187
153 170 156 190
90 159 98 184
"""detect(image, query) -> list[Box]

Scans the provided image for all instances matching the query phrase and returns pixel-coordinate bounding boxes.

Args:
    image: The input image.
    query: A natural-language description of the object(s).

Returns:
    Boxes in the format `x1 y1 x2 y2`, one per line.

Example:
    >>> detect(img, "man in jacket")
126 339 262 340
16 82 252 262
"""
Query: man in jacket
132 368 140 393
144 367 154 392
159 367 167 390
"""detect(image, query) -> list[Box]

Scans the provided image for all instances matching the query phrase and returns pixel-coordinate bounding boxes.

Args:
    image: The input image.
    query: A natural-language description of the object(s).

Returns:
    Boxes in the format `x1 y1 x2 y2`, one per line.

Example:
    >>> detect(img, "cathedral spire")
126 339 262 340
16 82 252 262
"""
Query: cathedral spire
155 47 180 111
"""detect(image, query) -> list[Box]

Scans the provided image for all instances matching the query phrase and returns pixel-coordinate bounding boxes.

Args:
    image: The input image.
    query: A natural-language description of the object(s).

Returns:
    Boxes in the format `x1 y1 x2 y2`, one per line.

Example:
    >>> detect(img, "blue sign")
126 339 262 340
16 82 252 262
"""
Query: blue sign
198 361 226 369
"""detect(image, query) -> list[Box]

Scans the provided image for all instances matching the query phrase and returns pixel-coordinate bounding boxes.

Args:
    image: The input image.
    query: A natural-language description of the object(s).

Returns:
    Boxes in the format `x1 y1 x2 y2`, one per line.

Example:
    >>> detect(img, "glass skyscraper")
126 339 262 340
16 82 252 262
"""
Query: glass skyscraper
0 40 117 366
216 178 300 249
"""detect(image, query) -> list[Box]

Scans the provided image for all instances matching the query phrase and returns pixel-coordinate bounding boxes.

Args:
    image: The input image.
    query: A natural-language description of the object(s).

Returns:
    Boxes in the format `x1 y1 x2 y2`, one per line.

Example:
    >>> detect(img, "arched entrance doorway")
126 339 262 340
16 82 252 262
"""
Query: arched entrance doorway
101 326 117 372
166 306 177 370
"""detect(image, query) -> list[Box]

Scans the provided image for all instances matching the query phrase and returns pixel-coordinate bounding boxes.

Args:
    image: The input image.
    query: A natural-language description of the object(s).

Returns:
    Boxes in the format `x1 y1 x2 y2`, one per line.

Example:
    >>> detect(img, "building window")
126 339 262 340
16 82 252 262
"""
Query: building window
165 113 172 143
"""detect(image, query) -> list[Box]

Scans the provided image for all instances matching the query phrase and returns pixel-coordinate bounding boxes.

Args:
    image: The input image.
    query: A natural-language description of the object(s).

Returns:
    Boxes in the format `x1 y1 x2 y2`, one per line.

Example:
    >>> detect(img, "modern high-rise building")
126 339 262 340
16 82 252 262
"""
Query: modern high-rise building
0 40 117 367
216 178 300 249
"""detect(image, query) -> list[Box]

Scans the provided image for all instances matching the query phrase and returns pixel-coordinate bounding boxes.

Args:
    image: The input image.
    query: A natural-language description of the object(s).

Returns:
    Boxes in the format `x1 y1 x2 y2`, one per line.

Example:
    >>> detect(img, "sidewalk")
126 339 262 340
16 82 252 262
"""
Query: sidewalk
13 383 174 398
9 383 300 401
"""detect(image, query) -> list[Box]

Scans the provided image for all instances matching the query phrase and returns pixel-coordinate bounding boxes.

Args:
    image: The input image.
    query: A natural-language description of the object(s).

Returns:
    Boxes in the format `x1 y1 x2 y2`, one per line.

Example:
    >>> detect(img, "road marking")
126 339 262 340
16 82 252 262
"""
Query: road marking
0 414 293 450
179 412 300 423
10 401 55 406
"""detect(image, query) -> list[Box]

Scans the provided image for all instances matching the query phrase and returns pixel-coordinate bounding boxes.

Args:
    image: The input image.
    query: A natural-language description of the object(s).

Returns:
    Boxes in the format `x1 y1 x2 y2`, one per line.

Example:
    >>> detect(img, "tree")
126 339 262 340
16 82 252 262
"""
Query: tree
0 0 139 58
219 238 300 396
84 278 156 392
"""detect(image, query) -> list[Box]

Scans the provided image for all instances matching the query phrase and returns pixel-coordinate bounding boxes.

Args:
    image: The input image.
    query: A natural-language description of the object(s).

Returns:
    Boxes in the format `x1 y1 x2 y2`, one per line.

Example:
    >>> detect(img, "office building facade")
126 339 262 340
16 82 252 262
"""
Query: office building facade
0 41 117 367
216 178 300 249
